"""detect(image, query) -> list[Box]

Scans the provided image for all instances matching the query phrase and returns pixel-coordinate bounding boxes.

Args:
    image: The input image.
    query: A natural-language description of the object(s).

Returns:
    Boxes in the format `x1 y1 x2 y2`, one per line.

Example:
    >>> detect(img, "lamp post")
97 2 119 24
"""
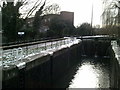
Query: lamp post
18 31 25 42
91 3 94 35
91 4 94 28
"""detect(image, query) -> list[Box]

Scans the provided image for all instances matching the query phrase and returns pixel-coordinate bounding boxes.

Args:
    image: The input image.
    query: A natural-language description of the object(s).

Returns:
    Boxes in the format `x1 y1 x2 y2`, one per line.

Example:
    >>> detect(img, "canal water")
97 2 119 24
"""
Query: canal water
54 56 111 88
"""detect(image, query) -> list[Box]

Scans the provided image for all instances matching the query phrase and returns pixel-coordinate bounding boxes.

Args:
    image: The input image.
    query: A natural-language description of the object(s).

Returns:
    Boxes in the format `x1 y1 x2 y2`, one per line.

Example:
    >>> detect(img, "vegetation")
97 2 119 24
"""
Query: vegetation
2 0 46 43
2 2 23 42
76 23 94 36
102 0 120 37
47 16 75 38
1 0 95 45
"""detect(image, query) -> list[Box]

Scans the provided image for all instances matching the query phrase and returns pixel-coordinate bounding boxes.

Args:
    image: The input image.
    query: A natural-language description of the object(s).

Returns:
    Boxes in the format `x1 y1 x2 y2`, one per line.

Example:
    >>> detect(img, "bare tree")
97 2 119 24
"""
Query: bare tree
102 0 120 37
1 0 47 19
19 0 47 19
102 0 120 27
1 0 47 42
42 3 60 15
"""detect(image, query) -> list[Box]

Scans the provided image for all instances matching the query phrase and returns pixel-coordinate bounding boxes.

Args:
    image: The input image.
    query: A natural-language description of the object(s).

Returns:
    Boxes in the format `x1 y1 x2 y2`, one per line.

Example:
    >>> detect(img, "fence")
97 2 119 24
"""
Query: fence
1 37 79 67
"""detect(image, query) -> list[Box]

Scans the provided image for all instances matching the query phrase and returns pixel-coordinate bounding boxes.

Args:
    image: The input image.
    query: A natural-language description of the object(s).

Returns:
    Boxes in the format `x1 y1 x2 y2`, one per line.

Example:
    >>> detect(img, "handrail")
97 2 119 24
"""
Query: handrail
1 38 66 50
1 37 78 67
77 36 117 40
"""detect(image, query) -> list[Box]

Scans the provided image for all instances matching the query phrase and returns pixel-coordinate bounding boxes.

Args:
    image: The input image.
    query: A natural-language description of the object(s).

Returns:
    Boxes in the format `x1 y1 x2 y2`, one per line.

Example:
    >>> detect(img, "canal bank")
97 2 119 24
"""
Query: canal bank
2 38 120 89
109 41 120 89
2 39 81 88
53 39 120 88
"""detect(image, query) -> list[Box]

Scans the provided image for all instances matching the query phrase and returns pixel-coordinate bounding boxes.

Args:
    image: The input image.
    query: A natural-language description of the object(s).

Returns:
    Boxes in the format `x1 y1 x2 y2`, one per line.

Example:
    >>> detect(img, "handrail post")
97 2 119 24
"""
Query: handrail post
51 40 52 49
45 42 46 50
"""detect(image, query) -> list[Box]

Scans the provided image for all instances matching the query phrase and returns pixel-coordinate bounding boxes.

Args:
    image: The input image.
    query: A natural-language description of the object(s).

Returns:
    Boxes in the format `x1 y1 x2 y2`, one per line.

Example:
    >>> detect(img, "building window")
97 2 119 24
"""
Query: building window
44 19 47 22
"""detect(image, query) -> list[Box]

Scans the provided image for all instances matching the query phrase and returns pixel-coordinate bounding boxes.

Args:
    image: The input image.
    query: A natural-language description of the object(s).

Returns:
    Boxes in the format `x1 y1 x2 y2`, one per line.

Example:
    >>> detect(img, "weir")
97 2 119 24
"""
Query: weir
2 37 120 89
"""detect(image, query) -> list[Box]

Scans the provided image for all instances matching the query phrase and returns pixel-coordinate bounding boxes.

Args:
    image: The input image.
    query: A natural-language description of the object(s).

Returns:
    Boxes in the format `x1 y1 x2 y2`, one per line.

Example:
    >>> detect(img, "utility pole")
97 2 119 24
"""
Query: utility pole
91 3 93 27
91 3 93 35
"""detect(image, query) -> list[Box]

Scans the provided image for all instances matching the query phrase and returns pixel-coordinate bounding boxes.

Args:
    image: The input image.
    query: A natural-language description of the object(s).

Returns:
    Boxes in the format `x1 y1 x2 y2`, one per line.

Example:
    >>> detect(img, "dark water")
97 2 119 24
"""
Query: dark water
54 57 111 88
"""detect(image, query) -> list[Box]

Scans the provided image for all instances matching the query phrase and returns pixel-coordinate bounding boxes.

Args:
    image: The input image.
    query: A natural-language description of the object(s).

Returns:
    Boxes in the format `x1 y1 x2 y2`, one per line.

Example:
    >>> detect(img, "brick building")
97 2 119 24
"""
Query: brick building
60 11 74 25
26 11 74 32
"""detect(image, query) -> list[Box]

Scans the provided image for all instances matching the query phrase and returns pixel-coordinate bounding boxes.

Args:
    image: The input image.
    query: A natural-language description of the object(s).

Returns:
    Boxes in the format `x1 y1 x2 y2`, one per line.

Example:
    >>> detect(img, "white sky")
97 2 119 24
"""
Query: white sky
13 0 103 27
1 0 103 27
50 0 103 27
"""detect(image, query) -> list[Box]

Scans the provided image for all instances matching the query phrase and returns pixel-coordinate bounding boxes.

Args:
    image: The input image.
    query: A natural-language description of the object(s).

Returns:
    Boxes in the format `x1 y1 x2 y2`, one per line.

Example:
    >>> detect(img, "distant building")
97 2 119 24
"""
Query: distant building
60 11 74 25
26 17 34 27
40 14 60 32
41 14 60 26
41 11 74 26
40 11 74 32
26 11 74 32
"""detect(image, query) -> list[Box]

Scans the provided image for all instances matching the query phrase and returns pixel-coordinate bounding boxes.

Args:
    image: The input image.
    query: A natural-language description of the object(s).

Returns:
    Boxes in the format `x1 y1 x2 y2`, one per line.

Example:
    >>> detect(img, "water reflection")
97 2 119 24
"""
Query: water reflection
68 57 110 88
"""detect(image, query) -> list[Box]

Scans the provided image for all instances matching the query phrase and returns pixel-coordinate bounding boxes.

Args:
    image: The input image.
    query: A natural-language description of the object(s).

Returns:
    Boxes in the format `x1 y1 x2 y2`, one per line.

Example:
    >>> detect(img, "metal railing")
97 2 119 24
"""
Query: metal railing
1 37 80 67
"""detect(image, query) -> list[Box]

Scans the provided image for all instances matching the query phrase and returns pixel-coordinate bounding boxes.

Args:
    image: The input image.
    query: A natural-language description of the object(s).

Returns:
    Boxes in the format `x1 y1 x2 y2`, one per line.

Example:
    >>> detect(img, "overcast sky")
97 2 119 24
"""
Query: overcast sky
2 0 103 27
50 0 103 27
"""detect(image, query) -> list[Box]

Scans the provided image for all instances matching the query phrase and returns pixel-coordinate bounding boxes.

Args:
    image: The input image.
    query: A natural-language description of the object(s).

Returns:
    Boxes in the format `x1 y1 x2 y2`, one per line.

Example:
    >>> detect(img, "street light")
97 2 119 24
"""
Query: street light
18 32 25 36
91 3 94 36
18 31 25 42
